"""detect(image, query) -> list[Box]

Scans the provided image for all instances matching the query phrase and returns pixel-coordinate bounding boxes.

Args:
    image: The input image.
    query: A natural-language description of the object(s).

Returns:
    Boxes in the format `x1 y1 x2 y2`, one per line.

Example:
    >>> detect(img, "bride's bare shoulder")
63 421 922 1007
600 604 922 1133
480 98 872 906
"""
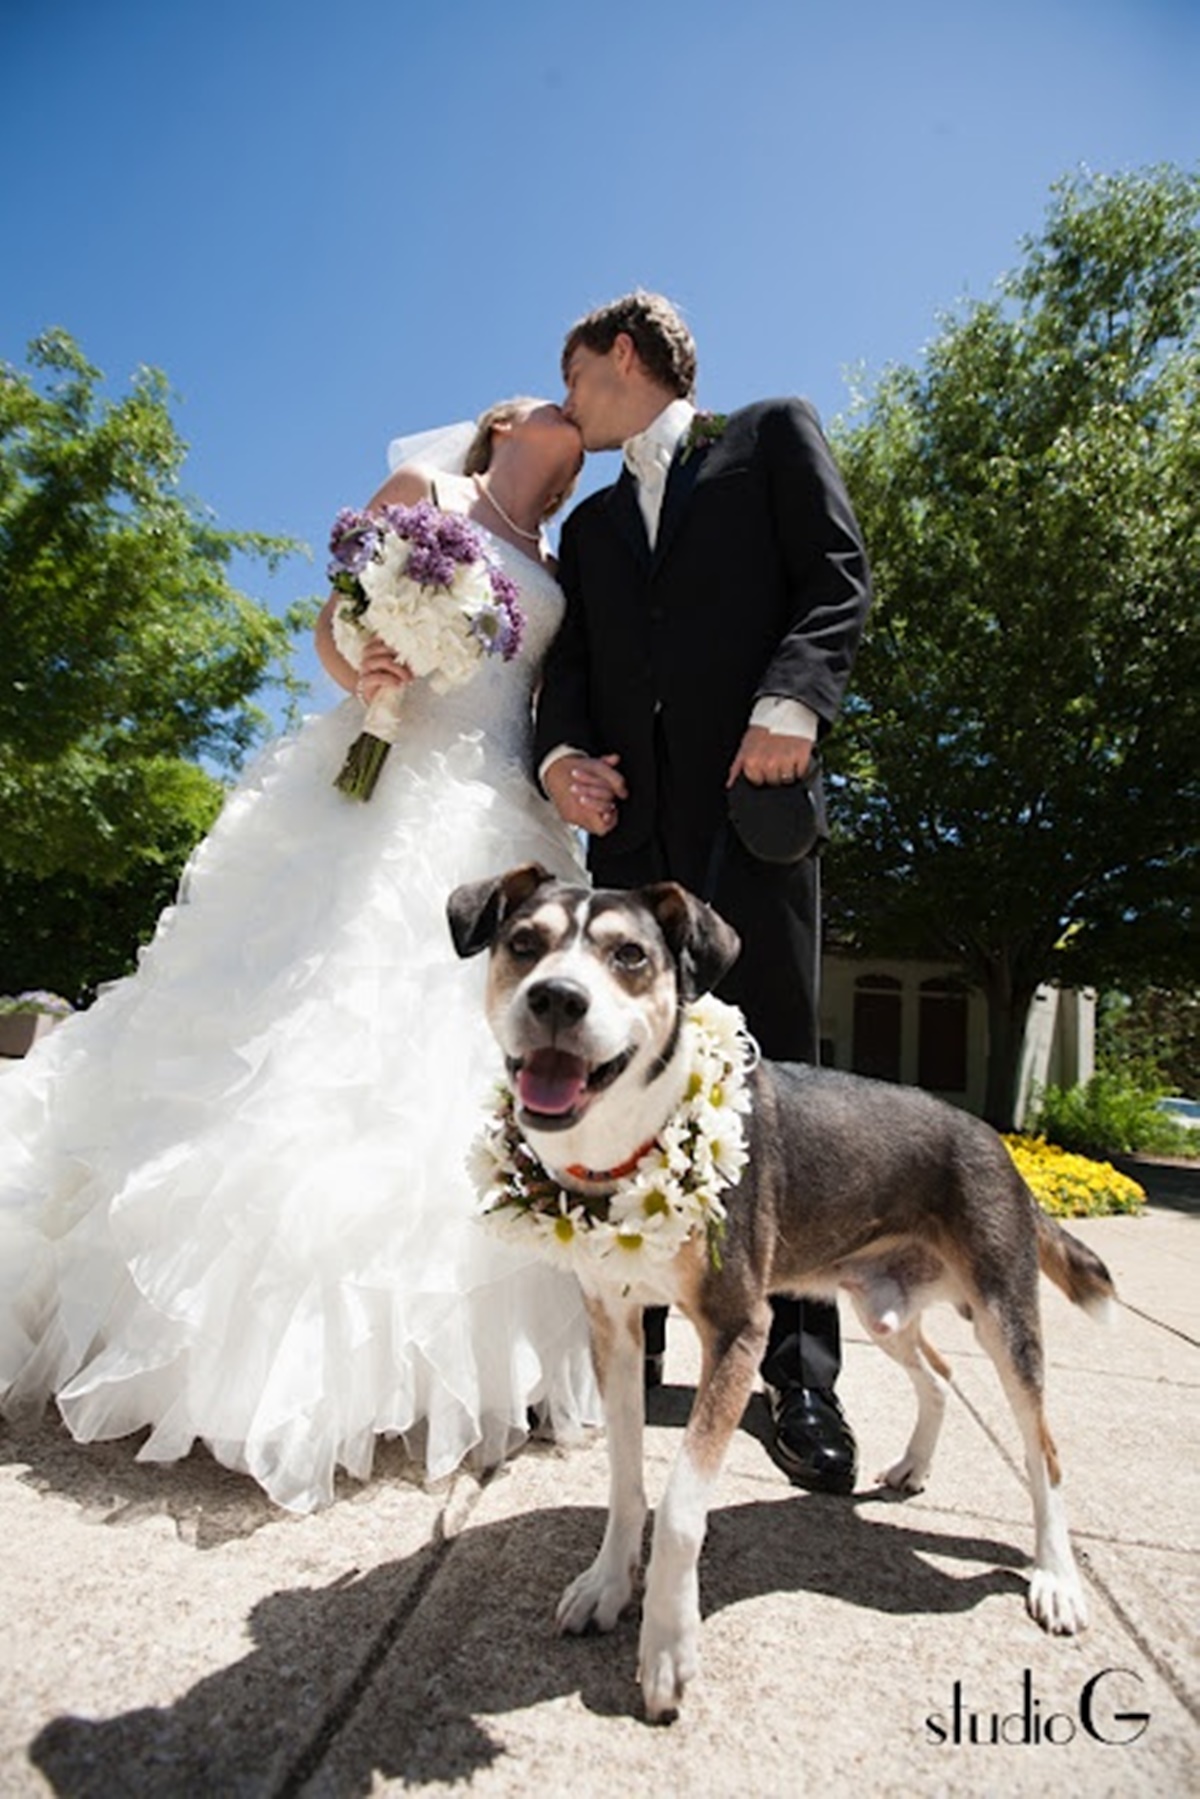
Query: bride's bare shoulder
363 465 436 511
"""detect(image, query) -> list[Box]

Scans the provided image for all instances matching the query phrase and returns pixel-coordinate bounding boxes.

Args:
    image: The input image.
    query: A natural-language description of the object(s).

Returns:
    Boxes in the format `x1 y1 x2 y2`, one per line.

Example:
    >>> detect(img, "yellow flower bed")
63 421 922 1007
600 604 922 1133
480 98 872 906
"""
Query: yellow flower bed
1002 1134 1145 1218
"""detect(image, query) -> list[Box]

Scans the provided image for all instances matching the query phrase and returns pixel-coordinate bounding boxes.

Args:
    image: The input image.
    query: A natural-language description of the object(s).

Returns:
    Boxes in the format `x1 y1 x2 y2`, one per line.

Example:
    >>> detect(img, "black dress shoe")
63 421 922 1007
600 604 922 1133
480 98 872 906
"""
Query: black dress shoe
644 1352 665 1390
765 1384 857 1494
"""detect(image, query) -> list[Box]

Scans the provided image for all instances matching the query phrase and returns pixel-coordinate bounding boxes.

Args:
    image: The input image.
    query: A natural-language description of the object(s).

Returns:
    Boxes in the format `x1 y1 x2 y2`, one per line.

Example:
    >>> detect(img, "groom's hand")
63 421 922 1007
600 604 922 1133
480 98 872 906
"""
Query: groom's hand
544 753 626 836
727 726 813 787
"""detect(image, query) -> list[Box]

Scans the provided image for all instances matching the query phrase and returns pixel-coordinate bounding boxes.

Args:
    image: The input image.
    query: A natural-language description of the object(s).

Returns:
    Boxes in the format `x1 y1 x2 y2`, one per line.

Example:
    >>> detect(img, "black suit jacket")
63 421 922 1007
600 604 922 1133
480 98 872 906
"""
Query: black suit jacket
535 397 871 868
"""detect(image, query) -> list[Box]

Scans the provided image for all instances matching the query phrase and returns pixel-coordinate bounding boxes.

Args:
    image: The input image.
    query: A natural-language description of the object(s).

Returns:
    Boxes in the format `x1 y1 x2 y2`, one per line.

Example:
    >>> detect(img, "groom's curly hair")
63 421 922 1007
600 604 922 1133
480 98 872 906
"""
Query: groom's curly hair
562 291 697 399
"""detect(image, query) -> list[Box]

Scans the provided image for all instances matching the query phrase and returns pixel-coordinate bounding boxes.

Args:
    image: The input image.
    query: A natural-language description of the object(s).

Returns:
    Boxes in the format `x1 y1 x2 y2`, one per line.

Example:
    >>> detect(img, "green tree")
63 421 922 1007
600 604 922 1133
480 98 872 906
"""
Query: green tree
0 329 311 998
826 165 1200 1128
1097 986 1200 1098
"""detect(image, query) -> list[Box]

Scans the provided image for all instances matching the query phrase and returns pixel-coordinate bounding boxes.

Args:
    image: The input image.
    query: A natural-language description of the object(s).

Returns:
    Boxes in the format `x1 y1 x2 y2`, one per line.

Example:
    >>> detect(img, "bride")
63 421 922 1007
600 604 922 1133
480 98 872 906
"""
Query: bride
0 397 601 1513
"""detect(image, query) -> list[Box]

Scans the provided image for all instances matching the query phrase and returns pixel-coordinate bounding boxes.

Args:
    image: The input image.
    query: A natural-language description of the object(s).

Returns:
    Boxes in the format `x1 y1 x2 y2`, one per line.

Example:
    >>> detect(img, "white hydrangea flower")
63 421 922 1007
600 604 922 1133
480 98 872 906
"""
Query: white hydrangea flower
428 625 481 693
331 601 370 664
361 529 410 583
450 559 495 610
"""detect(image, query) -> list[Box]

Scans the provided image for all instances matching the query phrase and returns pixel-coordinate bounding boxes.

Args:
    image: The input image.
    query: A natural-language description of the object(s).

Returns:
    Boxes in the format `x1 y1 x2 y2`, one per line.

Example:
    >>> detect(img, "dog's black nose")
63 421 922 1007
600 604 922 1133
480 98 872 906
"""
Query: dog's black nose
526 978 590 1028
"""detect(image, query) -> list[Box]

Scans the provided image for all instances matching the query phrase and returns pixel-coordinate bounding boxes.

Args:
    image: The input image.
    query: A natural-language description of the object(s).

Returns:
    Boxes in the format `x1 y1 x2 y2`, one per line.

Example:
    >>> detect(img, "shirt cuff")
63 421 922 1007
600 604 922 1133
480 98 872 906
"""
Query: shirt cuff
750 696 819 740
538 744 586 786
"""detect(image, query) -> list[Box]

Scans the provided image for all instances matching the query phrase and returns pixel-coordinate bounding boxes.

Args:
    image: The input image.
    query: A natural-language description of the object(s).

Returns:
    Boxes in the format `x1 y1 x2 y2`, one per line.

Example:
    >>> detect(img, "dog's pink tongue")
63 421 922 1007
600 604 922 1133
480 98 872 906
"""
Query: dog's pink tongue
518 1049 588 1116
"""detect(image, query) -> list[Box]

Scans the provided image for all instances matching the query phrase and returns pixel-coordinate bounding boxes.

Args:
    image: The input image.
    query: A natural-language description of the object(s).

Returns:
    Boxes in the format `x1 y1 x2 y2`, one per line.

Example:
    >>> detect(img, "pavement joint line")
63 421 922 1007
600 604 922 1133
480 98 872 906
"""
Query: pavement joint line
1069 1525 1200 1555
848 1497 1193 1559
946 1374 1200 1715
271 1465 496 1797
941 1376 1047 1515
850 1329 1200 1377
1078 1551 1200 1726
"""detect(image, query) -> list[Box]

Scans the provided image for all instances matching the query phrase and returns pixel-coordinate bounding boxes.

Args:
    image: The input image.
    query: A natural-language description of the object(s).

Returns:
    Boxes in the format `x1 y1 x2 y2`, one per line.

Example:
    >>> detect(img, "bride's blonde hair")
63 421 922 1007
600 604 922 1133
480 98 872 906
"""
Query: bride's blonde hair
464 397 577 521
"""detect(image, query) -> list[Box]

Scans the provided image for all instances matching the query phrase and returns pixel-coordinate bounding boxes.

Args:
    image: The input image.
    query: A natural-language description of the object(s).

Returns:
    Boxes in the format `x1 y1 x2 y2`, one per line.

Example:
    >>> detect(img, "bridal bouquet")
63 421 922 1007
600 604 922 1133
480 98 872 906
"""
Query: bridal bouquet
328 501 525 800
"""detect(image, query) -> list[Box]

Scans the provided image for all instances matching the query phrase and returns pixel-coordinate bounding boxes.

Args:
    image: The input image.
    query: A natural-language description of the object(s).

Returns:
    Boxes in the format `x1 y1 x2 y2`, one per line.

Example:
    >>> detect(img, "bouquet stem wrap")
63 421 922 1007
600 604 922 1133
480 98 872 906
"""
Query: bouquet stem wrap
334 687 407 801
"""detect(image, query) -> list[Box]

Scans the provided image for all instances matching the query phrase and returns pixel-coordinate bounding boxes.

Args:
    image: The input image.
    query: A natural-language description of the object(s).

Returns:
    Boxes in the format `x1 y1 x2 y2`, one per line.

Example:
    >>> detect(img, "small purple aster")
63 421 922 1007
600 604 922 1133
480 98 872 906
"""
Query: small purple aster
327 507 381 579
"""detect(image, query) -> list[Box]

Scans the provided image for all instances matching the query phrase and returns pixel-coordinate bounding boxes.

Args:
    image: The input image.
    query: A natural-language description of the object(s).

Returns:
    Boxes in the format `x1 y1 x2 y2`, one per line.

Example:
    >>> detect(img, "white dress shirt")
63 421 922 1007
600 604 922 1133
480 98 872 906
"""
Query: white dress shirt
623 398 694 546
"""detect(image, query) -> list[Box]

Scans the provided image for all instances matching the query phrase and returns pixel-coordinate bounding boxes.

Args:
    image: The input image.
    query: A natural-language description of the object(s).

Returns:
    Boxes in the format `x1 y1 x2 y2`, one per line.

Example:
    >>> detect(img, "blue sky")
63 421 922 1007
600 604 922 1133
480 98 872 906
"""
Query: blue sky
3 0 1196 722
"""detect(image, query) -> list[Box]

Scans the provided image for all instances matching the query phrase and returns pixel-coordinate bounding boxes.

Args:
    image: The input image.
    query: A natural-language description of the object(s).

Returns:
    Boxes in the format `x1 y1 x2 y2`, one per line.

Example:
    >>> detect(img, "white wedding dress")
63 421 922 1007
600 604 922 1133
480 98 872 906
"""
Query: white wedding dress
0 529 600 1512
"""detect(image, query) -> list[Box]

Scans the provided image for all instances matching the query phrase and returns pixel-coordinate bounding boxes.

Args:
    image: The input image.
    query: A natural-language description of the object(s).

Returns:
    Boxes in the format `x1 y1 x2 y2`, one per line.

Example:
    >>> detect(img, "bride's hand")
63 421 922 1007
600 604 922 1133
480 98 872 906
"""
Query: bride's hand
356 636 413 706
544 753 625 835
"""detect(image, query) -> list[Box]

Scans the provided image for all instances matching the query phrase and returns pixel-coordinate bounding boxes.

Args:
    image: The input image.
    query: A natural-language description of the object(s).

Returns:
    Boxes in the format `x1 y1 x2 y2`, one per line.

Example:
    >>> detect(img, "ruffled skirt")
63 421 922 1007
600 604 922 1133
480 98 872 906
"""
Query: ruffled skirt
0 700 599 1512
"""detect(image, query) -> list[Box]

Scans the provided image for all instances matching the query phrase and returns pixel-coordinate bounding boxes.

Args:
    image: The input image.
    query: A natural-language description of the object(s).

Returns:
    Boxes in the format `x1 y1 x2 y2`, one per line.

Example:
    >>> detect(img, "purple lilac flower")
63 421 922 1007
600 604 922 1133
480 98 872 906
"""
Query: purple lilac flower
500 599 524 659
378 502 428 546
436 510 487 564
488 564 520 609
406 544 459 586
327 498 525 663
484 565 524 658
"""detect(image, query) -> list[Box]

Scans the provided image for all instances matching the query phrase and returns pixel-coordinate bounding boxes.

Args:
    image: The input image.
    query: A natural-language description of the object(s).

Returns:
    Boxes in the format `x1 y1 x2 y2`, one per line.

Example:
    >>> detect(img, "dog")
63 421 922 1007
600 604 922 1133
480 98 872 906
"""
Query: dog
447 864 1117 1722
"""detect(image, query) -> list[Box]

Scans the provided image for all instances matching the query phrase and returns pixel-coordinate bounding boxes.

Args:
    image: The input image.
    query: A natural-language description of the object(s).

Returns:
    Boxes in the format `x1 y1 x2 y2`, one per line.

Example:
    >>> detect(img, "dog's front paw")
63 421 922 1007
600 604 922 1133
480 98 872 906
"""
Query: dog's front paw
638 1611 699 1723
1028 1568 1088 1635
556 1557 636 1636
639 1567 701 1723
880 1454 928 1494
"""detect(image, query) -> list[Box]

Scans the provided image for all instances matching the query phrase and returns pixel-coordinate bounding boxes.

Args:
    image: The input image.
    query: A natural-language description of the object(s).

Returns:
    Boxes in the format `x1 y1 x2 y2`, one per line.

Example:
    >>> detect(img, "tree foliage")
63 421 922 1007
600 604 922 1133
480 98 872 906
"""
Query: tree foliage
1096 986 1200 1099
826 165 1200 1126
0 330 311 997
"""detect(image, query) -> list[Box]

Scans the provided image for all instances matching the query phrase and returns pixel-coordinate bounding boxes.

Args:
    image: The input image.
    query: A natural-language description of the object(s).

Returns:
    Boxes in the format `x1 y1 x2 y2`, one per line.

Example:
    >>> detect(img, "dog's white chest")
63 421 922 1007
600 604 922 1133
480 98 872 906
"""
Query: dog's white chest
575 1256 686 1310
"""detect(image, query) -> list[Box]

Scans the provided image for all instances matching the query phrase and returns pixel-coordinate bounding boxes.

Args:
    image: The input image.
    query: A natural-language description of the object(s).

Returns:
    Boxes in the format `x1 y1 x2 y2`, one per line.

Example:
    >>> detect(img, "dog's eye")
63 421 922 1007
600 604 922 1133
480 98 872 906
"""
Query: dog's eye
612 940 648 971
506 927 541 961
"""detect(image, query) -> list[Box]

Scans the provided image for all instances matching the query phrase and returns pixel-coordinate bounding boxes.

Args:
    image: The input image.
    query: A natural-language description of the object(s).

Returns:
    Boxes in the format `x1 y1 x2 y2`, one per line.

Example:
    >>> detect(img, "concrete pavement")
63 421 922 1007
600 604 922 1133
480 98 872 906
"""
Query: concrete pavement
1 1167 1197 1796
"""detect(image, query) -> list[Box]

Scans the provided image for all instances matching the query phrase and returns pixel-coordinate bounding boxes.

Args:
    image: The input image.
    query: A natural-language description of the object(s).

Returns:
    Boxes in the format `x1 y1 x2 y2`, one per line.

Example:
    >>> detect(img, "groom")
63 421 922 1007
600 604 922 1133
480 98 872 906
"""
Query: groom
535 291 872 1494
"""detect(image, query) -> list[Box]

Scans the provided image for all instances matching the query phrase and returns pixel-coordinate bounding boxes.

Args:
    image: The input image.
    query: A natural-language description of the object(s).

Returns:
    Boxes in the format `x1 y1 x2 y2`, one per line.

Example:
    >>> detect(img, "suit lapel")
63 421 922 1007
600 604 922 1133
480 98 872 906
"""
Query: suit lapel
603 467 651 567
651 443 705 572
598 437 720 574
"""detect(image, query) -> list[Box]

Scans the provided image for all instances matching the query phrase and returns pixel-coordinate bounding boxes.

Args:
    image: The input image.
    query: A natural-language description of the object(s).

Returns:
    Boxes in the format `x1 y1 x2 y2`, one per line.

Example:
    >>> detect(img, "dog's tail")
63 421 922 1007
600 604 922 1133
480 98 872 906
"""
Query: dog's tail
1034 1208 1118 1321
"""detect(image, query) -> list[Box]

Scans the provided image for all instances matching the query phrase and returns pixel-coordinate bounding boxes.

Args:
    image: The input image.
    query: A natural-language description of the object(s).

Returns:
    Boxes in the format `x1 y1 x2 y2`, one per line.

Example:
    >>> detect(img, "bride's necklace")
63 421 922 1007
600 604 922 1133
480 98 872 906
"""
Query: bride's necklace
472 995 757 1283
474 474 541 542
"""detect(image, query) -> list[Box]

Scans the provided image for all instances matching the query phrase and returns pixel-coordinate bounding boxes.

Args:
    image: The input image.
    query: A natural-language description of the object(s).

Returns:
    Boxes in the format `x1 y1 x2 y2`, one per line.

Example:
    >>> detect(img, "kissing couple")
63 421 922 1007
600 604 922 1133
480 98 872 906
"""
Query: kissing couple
0 291 870 1514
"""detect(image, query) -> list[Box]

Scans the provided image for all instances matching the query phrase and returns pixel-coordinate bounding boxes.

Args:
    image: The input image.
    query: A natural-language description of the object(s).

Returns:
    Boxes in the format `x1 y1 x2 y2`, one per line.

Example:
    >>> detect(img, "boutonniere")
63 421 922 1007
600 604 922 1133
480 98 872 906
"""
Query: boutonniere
679 410 728 464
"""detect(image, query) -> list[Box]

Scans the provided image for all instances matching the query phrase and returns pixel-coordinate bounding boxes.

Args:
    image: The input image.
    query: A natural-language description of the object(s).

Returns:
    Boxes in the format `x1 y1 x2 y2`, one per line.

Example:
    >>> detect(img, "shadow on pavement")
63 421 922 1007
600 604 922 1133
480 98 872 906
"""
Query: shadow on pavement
27 1497 1030 1796
0 1412 438 1550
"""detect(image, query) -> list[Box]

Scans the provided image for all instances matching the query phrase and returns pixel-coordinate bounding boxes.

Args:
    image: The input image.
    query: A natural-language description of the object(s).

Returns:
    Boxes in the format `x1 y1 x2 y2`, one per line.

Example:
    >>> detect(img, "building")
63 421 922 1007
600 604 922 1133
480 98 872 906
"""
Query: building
819 954 1095 1128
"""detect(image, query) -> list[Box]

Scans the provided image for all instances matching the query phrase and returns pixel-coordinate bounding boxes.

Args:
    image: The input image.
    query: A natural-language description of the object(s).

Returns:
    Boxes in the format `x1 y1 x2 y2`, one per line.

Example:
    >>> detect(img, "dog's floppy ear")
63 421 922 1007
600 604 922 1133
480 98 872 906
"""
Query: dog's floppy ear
639 882 741 999
447 863 554 959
